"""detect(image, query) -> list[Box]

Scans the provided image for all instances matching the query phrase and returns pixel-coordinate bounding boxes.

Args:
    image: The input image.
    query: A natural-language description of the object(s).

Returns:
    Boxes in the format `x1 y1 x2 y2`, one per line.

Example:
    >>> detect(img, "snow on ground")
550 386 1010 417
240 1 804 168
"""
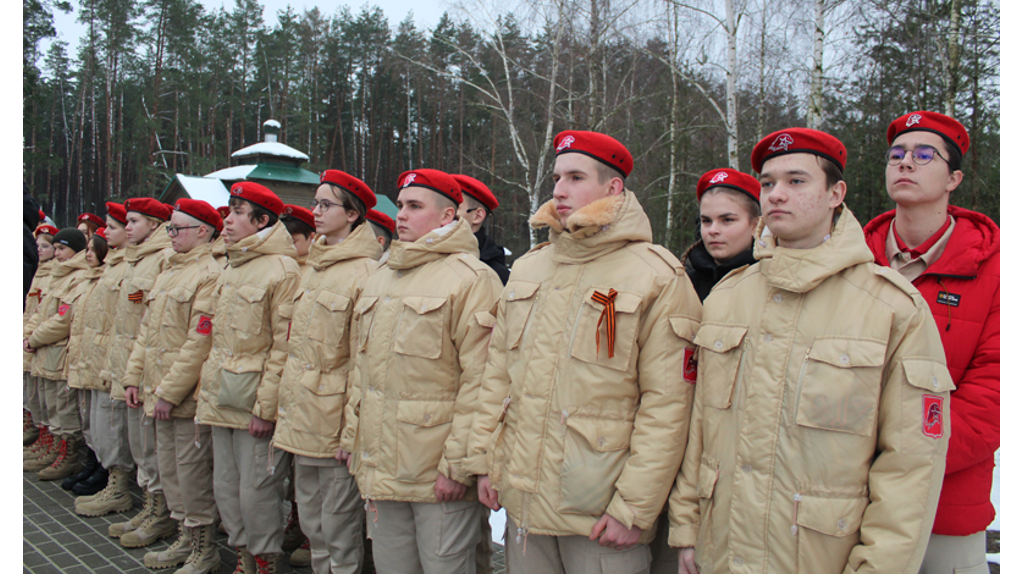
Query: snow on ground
990 448 1000 531
490 509 506 544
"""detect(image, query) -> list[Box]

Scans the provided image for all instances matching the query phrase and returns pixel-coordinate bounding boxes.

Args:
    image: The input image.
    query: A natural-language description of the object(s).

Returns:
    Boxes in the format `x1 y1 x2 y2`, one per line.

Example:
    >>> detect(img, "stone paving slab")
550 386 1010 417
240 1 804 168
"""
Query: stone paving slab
24 471 506 573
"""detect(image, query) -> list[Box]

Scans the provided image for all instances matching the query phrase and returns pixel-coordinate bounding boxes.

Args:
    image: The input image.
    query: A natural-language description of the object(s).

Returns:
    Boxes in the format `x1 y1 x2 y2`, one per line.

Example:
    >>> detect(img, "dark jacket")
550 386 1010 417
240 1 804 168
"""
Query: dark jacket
23 191 40 307
682 239 755 302
475 228 510 285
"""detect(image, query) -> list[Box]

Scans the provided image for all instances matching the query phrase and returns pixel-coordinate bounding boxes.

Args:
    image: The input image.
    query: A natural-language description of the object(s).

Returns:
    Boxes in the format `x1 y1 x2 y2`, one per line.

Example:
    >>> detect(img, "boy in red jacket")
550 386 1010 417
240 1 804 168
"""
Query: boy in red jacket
863 111 999 574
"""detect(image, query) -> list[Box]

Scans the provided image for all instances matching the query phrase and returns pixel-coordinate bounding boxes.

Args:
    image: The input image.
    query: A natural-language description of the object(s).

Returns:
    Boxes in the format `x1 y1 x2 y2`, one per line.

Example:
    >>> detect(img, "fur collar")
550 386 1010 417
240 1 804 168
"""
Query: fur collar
529 193 626 234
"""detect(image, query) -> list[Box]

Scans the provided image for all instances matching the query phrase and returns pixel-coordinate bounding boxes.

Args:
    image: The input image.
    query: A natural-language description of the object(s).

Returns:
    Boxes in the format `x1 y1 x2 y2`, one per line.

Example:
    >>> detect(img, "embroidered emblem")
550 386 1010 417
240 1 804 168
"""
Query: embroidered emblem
283 206 294 216
591 289 618 359
922 395 944 438
128 290 145 303
709 171 729 185
937 291 961 307
402 173 417 188
556 135 575 151
196 315 213 336
683 347 698 384
58 304 70 316
906 113 922 127
768 133 794 152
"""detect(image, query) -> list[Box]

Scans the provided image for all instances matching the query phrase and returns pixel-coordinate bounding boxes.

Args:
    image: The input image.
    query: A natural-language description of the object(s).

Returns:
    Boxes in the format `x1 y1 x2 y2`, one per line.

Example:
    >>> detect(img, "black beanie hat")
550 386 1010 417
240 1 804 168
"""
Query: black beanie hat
52 228 87 253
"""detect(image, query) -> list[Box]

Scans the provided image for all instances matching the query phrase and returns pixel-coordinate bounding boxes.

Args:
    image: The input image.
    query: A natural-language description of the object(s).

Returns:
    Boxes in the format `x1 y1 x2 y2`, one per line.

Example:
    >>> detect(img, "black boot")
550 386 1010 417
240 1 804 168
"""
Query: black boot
62 447 98 490
71 464 109 496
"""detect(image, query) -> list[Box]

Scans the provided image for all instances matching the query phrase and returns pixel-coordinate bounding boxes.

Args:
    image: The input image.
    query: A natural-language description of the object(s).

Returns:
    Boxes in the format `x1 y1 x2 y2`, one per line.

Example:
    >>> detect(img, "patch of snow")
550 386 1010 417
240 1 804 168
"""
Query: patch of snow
987 553 1000 564
231 142 309 161
989 448 999 531
175 175 230 207
263 119 281 129
504 247 512 257
490 509 505 545
206 165 256 181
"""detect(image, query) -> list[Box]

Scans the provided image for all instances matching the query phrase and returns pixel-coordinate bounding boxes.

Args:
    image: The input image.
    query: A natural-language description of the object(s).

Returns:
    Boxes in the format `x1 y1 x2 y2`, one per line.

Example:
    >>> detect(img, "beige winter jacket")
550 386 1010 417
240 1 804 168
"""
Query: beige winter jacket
666 206 953 574
94 249 129 392
106 224 172 401
344 217 503 503
123 242 222 419
195 221 300 430
24 259 54 372
274 223 382 459
464 191 702 542
66 265 104 389
211 236 227 267
25 251 90 380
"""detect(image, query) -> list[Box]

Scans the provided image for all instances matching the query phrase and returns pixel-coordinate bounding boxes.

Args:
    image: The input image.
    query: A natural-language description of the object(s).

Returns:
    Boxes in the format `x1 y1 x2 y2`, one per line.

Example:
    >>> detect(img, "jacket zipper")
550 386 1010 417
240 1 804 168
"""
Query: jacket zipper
792 349 811 422
565 302 588 355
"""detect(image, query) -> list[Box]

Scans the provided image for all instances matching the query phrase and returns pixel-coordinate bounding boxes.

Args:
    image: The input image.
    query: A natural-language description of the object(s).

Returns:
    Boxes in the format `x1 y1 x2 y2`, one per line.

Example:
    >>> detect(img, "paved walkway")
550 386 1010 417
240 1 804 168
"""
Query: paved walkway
24 472 506 573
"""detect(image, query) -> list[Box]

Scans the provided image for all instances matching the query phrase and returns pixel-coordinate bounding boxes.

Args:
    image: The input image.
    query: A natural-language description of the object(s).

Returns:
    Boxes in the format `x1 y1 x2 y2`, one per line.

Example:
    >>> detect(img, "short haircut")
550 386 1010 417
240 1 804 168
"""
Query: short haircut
702 187 761 220
594 161 624 185
229 197 278 230
817 157 844 190
281 215 315 238
940 140 963 172
433 191 459 213
88 234 109 263
462 194 489 220
369 222 392 251
324 185 368 230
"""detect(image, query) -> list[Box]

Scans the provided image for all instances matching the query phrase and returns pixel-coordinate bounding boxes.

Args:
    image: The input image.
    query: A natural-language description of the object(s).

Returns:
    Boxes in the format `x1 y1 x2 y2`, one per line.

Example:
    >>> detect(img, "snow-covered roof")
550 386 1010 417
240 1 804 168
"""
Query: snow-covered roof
206 165 256 180
263 119 281 130
231 142 309 161
174 175 230 207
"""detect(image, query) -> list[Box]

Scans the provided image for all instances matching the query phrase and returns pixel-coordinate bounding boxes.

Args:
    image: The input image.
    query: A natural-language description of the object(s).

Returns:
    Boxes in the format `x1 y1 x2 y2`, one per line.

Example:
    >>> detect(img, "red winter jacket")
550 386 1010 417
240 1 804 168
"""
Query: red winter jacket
864 205 999 536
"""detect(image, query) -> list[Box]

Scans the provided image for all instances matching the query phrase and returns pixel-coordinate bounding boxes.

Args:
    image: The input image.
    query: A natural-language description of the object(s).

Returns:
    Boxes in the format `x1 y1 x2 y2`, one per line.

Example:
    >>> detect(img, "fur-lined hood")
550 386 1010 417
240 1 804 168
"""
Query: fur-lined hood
529 190 653 264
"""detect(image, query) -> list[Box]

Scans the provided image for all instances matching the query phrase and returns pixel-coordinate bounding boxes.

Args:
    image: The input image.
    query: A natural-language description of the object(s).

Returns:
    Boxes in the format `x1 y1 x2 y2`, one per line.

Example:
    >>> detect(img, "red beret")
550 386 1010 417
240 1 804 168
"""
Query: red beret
397 169 462 206
696 168 761 204
35 224 58 237
887 111 970 157
38 209 45 221
229 181 284 216
452 174 498 212
751 128 846 173
217 206 230 219
94 228 107 240
366 209 395 235
125 197 172 221
77 212 107 229
553 130 633 178
175 198 224 233
106 202 127 225
281 204 315 231
321 170 377 210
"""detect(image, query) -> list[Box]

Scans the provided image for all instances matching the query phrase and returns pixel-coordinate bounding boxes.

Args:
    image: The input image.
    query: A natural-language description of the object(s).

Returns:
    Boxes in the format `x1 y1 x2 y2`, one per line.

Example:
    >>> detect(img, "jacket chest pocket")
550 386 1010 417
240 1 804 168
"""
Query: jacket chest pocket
793 337 886 436
394 297 448 359
569 288 644 372
227 285 267 335
502 281 540 350
694 324 748 409
306 290 352 347
354 296 378 353
126 277 155 314
558 415 633 516
162 287 195 331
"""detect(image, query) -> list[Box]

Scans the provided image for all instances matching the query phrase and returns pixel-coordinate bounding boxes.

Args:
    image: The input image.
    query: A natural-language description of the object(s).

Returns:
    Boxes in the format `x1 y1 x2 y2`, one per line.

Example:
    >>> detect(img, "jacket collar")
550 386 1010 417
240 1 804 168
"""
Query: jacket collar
104 248 125 267
753 204 874 293
52 249 90 277
227 221 298 267
308 221 383 271
387 217 479 271
167 241 213 267
529 190 652 264
125 222 172 263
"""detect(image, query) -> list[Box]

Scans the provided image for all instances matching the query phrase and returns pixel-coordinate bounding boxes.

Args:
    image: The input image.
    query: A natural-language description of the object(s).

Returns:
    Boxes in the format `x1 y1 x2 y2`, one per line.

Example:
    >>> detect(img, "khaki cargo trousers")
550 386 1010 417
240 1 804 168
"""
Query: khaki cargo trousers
90 390 134 471
25 372 42 422
156 417 216 527
294 457 365 574
127 406 161 492
918 531 989 574
41 377 81 439
367 499 481 574
504 528 652 574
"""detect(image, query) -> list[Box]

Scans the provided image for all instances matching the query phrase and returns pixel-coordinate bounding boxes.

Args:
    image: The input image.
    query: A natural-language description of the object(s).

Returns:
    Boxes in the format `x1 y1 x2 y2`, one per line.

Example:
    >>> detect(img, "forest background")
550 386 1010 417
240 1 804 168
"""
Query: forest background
23 0 1000 257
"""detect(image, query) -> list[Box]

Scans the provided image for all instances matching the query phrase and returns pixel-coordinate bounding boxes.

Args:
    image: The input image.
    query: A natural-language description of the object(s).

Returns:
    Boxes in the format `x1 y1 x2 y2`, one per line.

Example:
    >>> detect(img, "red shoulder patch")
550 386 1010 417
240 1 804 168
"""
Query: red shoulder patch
196 315 213 336
683 347 698 384
58 304 70 317
922 395 944 438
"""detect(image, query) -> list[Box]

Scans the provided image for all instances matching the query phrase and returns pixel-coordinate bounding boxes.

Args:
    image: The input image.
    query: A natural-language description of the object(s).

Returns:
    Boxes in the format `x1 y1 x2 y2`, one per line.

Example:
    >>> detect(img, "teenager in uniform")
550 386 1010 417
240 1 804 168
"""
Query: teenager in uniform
273 170 382 574
365 209 395 257
453 174 510 285
466 131 701 574
106 198 175 547
213 206 231 265
194 181 300 574
75 203 139 517
62 230 109 495
340 168 503 574
24 224 58 449
77 212 106 239
669 128 953 574
23 228 90 480
281 204 316 266
121 199 224 573
682 168 760 302
861 112 999 574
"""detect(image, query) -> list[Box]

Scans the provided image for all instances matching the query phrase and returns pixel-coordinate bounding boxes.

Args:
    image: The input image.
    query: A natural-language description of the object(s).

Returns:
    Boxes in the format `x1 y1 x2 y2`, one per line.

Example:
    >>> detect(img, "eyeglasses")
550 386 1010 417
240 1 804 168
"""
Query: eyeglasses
166 225 201 237
309 199 345 213
885 145 949 166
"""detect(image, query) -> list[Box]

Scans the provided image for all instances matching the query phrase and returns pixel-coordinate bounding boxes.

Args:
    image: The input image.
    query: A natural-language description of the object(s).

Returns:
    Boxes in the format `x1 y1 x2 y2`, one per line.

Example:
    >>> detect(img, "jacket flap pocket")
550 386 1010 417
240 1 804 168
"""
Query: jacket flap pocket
237 285 267 304
796 496 868 537
131 277 155 292
694 324 747 353
396 400 455 427
474 310 495 329
902 359 955 393
697 460 719 499
166 287 194 303
315 290 352 313
402 296 447 315
564 416 632 452
505 280 540 302
583 288 643 314
809 337 886 368
669 316 701 343
355 295 378 315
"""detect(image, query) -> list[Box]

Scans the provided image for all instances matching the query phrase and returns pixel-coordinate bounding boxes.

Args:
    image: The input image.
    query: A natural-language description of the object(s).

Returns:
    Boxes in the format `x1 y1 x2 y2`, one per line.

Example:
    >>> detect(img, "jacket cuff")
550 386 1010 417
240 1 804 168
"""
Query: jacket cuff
463 452 489 477
153 386 183 407
667 523 699 548
438 457 474 487
605 493 654 531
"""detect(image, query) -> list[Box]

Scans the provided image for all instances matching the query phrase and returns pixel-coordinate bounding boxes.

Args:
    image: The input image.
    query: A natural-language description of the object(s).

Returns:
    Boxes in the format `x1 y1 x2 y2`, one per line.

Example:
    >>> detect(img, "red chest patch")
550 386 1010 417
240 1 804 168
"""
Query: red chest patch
196 315 213 336
683 347 698 384
922 395 944 438
58 304 70 316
